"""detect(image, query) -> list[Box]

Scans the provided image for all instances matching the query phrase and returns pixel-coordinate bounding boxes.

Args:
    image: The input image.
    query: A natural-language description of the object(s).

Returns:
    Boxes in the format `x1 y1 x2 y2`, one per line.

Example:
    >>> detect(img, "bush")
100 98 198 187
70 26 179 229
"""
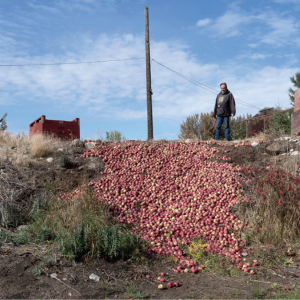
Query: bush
29 134 55 158
239 165 300 245
230 114 252 140
106 130 126 142
58 154 70 168
30 187 144 260
199 113 214 141
268 106 292 135
178 114 201 139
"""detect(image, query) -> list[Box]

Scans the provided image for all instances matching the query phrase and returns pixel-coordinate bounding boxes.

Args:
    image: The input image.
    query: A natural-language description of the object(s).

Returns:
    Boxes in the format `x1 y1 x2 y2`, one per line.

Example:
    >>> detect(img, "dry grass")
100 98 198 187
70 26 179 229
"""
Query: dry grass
242 128 288 143
0 131 61 166
33 187 114 237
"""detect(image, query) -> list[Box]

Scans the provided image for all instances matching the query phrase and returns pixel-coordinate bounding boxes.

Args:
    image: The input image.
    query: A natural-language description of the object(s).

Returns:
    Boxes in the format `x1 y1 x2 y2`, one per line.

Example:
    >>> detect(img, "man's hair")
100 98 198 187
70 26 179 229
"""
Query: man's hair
220 82 227 88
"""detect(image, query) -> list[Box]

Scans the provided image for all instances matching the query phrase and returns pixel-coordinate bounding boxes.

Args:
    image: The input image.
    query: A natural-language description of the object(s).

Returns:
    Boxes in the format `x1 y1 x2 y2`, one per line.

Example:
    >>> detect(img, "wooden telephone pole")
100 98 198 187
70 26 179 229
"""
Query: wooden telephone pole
145 6 153 140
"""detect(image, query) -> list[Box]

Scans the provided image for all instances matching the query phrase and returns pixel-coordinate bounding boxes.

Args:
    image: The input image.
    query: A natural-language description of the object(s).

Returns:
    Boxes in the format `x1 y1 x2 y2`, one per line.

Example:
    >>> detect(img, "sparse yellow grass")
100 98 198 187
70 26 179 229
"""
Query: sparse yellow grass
0 131 61 166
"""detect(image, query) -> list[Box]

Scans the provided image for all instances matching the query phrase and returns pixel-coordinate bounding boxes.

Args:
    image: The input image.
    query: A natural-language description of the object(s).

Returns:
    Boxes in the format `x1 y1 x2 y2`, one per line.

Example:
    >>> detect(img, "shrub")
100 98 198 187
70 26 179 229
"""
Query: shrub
106 130 126 142
230 114 252 140
30 187 143 260
58 154 70 168
268 106 292 135
199 113 214 141
178 114 201 139
29 134 55 158
239 164 300 245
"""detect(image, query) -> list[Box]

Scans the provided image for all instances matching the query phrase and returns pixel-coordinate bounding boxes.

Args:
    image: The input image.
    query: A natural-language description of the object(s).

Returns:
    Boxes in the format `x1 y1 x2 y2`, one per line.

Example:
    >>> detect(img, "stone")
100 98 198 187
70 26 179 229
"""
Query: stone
290 149 294 152
78 166 84 171
89 273 100 281
241 252 248 257
266 141 290 155
50 273 58 279
85 142 97 149
63 277 67 281
46 157 54 163
57 148 64 152
185 139 193 143
291 151 299 156
251 142 259 147
72 139 82 147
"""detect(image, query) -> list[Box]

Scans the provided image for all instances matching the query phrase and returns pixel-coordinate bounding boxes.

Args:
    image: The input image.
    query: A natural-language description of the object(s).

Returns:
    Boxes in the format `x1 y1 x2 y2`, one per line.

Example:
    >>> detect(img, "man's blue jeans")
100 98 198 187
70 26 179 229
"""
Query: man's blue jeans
215 116 230 140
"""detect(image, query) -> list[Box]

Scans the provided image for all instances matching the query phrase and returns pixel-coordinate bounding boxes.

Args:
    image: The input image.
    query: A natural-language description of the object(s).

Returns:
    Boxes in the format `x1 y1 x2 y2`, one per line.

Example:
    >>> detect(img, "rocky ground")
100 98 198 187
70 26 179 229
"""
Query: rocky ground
1 137 300 299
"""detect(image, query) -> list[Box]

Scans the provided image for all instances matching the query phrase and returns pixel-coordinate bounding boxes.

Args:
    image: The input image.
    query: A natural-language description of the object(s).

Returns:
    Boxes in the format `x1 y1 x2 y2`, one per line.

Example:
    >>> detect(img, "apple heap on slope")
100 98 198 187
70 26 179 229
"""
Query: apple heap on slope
63 141 249 268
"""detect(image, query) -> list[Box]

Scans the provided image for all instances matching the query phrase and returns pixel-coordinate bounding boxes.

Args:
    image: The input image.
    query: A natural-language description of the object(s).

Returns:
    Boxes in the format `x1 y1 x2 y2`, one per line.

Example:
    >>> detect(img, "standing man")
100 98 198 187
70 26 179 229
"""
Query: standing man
213 83 236 141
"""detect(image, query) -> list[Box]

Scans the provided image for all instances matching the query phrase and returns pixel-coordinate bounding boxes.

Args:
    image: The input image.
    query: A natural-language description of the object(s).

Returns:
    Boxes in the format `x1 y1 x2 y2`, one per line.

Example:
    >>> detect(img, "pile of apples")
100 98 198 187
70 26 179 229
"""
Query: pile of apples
62 141 254 269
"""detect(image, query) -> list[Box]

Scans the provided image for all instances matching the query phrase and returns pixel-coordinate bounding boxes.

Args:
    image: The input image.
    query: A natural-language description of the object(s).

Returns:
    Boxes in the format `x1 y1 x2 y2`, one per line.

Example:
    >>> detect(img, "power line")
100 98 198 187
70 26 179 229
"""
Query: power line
152 78 257 112
0 57 145 67
151 58 263 111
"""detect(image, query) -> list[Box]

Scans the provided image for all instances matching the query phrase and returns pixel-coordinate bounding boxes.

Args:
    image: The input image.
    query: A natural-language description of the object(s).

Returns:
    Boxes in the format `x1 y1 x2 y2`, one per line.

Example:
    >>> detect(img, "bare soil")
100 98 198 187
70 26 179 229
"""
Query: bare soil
1 139 300 299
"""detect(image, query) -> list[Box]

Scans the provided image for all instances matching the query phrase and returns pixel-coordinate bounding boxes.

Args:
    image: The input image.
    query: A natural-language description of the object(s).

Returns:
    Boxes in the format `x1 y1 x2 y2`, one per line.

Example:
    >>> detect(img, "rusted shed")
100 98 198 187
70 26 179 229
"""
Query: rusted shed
238 107 293 138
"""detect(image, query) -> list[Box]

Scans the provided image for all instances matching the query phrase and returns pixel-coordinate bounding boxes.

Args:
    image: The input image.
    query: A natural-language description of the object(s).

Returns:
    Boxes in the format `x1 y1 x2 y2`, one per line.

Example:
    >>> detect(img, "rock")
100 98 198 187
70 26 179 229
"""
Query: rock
291 151 299 156
78 166 84 171
85 142 99 149
266 141 290 155
251 142 259 147
280 153 289 156
185 139 193 143
241 252 248 257
47 157 54 163
290 149 294 152
72 139 82 147
50 273 58 279
63 277 67 281
57 148 64 153
89 273 100 281
17 225 28 231
284 137 290 140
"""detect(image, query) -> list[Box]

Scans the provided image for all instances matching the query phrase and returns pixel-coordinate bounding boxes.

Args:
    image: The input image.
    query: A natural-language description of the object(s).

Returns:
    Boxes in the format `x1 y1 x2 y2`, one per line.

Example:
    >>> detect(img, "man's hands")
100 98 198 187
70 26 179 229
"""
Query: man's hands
231 114 235 117
0 119 3 122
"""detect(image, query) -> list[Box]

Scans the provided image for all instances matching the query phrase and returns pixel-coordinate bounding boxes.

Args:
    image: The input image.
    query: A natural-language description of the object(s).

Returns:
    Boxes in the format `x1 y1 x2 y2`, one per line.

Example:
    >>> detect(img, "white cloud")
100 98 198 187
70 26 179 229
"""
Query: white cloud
27 0 115 13
273 0 300 3
250 53 272 60
196 18 211 27
0 31 296 123
197 5 300 47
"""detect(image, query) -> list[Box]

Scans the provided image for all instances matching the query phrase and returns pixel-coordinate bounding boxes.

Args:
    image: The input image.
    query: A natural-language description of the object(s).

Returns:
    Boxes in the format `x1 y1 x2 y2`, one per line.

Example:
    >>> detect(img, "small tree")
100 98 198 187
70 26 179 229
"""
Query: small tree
178 114 201 139
288 72 300 107
268 106 292 135
105 130 126 142
0 113 7 131
199 112 214 140
230 114 252 140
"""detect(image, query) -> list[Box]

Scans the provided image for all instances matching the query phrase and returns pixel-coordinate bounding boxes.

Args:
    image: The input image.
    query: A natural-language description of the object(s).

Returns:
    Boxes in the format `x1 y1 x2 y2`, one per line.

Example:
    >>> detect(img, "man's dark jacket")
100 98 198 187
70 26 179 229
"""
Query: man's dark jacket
214 89 236 117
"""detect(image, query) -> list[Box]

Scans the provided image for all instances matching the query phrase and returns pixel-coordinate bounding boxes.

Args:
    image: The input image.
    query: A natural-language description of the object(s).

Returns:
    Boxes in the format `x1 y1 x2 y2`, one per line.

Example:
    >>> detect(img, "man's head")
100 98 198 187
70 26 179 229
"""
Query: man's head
220 82 227 94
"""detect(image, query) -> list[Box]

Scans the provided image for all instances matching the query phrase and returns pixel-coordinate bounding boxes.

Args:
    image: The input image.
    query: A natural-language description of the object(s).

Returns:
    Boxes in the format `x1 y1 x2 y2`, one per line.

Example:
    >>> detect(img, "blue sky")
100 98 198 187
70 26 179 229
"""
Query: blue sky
0 0 299 140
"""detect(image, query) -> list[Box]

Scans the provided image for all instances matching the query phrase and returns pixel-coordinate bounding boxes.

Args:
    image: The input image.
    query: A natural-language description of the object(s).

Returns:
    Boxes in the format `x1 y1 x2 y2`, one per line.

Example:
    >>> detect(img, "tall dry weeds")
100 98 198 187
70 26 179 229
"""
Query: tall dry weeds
0 131 60 166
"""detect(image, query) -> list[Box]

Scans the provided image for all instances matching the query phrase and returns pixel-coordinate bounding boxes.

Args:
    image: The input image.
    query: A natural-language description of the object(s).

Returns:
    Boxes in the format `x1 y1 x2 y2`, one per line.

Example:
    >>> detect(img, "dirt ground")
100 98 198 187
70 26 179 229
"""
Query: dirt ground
1 139 300 299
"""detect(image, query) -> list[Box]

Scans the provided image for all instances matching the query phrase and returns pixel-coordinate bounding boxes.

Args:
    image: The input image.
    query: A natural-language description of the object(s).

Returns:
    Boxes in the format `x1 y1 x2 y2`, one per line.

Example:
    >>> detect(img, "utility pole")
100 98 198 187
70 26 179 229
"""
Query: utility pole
145 6 153 140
